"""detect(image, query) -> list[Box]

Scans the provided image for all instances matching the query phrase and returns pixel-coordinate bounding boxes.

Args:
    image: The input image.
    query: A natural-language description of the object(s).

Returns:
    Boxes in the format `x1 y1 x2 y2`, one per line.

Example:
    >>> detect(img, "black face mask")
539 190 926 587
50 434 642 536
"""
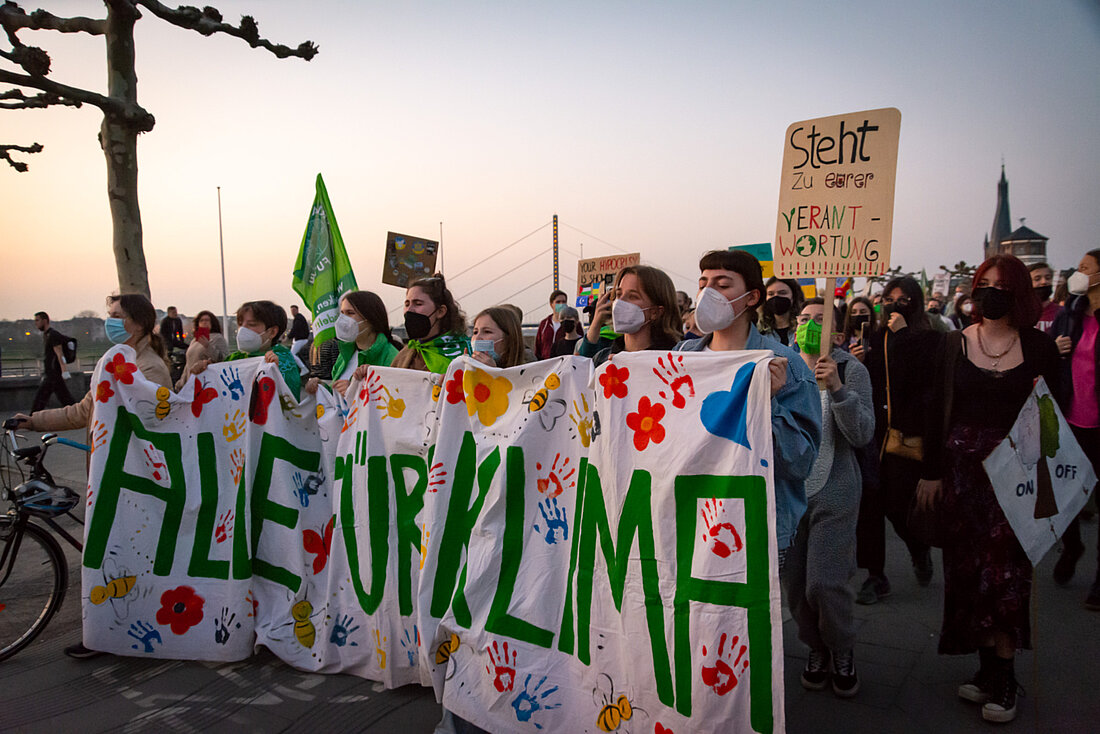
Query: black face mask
1034 284 1053 303
765 295 792 316
404 310 435 340
849 314 871 330
560 319 576 334
882 301 914 320
973 286 1014 321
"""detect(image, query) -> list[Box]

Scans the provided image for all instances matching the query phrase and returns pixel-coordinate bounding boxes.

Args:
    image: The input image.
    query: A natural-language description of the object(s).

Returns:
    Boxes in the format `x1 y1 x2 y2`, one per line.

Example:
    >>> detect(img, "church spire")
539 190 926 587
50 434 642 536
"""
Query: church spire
988 164 1011 260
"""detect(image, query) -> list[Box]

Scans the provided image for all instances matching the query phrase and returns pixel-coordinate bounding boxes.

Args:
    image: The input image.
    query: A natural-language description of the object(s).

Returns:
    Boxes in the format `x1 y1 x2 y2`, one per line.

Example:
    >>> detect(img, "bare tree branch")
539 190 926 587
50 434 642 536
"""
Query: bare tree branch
134 1 317 59
0 67 152 127
0 87 80 109
0 4 106 36
1 141 42 171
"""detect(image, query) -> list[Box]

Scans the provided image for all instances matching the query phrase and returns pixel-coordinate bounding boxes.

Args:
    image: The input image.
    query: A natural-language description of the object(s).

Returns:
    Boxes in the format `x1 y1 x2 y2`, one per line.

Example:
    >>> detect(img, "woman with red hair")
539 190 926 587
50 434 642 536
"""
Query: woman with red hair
915 254 1059 723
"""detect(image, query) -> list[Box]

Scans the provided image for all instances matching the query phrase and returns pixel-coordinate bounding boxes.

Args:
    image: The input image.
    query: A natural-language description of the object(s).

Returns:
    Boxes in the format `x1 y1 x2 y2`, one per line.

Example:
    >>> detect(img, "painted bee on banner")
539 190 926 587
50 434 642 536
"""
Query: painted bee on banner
525 372 562 413
291 599 317 648
90 574 137 605
593 673 643 732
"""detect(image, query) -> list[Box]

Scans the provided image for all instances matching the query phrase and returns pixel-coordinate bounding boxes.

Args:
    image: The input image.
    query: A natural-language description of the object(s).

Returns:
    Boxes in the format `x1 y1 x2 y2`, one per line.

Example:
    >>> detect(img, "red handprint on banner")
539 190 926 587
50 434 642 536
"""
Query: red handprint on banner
700 498 743 558
536 453 575 498
701 632 749 696
486 640 518 692
654 353 695 409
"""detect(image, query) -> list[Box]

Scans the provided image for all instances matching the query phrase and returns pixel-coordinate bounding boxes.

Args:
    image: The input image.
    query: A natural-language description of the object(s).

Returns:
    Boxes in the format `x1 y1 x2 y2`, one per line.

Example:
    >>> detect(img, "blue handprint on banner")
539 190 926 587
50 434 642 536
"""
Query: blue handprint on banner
511 674 561 729
220 366 245 400
330 614 360 647
127 620 163 652
293 471 321 508
533 496 569 545
400 625 419 666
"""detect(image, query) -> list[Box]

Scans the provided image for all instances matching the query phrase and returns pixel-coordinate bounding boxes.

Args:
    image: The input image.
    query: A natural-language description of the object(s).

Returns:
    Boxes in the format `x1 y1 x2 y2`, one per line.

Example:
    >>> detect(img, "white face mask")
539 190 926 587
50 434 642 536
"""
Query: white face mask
1068 270 1095 296
236 326 267 354
694 287 752 334
335 313 362 342
611 298 649 335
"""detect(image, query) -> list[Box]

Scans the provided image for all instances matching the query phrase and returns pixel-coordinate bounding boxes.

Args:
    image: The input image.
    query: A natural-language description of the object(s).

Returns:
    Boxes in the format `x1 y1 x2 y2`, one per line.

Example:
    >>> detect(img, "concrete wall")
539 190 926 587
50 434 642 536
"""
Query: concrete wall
0 373 91 414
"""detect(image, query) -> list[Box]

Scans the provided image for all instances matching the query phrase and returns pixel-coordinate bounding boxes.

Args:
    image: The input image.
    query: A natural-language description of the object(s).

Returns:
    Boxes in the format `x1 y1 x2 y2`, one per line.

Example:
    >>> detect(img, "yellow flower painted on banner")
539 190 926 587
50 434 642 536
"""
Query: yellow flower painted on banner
462 368 512 427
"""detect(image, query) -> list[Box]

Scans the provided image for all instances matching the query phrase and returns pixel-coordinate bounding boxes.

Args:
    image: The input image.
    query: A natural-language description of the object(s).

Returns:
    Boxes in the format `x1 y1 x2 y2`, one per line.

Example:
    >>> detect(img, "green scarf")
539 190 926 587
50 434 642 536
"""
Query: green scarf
406 332 470 374
331 334 400 381
226 343 301 400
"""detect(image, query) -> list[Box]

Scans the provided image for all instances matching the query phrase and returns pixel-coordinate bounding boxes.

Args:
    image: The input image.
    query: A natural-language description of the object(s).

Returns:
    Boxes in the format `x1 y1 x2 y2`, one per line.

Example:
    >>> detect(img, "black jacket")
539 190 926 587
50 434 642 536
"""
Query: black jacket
1051 294 1100 416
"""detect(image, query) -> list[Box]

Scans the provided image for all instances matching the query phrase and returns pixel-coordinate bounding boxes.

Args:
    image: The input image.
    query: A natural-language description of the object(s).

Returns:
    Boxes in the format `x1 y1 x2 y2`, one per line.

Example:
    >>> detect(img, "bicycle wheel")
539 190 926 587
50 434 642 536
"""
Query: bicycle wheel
0 520 68 661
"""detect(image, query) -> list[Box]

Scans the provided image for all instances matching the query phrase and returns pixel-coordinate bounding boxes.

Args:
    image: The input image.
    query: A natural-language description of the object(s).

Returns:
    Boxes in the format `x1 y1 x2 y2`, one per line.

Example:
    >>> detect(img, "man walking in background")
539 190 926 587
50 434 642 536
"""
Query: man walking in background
159 306 186 351
31 311 75 412
287 304 312 360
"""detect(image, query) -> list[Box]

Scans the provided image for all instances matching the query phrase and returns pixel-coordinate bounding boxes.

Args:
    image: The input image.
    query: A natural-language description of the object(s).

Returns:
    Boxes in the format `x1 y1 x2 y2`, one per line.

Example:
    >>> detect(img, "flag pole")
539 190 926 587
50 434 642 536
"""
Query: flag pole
217 186 228 336
439 221 444 274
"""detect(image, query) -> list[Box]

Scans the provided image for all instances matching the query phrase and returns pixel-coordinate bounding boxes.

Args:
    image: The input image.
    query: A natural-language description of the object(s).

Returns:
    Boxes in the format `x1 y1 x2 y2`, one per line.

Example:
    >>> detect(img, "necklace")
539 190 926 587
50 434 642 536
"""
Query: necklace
976 325 1018 369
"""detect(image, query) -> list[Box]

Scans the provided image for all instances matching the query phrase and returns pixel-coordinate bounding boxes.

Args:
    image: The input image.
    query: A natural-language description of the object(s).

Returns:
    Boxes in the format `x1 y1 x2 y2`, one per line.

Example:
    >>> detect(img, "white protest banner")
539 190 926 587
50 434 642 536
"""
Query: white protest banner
82 349 265 660
983 378 1097 566
82 347 785 733
774 107 901 279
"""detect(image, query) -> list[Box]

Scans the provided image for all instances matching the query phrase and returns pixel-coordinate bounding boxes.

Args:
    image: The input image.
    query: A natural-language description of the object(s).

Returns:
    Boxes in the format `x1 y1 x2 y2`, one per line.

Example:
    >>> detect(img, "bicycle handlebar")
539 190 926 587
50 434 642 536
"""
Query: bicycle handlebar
52 436 91 453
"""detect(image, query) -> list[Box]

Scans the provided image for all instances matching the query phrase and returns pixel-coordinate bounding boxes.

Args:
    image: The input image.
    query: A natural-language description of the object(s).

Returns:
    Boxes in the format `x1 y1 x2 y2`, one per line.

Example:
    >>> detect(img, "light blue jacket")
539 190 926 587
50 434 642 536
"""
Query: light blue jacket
675 325 821 551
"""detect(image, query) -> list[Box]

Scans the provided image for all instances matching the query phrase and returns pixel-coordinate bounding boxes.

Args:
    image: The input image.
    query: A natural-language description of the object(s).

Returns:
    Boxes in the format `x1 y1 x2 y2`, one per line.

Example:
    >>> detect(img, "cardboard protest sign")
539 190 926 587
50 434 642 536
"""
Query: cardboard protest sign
576 253 640 308
932 272 951 297
83 347 786 733
983 378 1097 566
774 108 901 278
383 232 439 288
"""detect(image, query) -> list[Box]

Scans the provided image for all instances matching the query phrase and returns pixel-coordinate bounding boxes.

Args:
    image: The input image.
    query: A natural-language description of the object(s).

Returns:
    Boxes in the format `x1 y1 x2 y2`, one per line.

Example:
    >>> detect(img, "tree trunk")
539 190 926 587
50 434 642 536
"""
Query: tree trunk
101 1 150 299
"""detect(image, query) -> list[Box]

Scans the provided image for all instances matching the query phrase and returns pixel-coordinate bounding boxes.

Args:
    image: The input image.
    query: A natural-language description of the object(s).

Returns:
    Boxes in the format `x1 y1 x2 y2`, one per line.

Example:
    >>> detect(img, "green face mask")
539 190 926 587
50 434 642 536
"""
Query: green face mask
796 319 822 355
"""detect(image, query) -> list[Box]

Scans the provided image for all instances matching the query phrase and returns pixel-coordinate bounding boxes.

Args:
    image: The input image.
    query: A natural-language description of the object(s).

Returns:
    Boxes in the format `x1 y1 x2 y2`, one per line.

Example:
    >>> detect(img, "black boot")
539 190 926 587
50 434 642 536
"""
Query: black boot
957 646 996 704
982 656 1023 723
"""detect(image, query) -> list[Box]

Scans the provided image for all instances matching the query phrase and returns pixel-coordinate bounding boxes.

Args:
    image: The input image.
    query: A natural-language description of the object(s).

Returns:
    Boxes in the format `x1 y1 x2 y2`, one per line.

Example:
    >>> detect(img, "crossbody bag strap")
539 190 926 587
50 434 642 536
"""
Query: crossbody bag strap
881 329 893 458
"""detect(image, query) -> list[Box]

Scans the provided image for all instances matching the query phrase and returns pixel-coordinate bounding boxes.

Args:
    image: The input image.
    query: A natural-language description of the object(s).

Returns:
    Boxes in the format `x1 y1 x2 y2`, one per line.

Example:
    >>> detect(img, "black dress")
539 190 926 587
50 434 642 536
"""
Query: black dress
923 328 1059 654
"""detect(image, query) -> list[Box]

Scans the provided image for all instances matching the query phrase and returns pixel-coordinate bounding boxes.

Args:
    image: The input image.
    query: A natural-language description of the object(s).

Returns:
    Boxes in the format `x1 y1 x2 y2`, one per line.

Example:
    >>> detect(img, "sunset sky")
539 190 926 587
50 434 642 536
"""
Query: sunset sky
3 0 1098 324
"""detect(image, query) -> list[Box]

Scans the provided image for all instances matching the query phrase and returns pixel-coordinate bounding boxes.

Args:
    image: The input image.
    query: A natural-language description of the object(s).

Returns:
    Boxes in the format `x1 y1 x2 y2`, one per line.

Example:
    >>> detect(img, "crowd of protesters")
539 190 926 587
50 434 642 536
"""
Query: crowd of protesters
15 247 1100 726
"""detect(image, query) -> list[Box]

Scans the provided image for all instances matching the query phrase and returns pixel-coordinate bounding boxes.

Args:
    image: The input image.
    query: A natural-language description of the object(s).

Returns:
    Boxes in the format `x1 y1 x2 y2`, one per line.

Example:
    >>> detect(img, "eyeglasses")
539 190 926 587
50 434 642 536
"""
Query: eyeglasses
795 315 825 325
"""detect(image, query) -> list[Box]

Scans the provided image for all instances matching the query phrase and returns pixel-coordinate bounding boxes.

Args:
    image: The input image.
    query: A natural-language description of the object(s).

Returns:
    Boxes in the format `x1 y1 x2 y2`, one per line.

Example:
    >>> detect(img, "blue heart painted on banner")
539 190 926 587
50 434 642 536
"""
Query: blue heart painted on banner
700 361 755 449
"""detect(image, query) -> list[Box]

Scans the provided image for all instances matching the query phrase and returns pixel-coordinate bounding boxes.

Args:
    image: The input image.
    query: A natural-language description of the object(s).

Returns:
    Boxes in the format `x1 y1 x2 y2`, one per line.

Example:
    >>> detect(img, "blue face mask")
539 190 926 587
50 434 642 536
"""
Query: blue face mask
472 339 500 363
105 317 130 344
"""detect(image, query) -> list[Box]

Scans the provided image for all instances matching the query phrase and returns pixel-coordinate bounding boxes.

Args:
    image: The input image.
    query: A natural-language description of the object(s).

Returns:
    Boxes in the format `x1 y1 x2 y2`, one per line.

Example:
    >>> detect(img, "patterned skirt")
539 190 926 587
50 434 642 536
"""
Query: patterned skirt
938 424 1031 655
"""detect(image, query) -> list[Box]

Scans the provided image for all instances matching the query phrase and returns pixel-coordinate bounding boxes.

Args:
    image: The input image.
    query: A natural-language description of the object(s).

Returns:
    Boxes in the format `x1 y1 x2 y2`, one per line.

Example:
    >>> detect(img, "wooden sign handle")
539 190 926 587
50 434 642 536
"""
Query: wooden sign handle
817 277 837 390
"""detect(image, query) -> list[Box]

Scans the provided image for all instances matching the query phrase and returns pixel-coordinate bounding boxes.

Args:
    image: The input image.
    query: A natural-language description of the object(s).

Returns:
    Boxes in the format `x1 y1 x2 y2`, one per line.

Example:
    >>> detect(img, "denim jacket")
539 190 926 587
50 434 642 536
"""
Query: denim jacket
675 325 821 550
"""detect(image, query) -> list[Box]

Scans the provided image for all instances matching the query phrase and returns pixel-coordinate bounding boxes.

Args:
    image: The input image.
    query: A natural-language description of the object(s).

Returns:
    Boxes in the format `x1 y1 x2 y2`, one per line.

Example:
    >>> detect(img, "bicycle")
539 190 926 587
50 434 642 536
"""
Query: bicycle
0 417 87 661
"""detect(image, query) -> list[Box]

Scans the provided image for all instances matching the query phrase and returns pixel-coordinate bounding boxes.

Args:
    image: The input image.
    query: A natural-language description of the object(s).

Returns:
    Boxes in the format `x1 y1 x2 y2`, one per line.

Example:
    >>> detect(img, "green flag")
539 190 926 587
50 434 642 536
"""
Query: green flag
292 173 358 346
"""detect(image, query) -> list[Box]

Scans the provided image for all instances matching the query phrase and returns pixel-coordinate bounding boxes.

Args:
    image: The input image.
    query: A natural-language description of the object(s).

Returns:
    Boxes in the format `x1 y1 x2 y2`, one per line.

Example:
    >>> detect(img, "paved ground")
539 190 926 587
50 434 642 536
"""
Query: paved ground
2 425 1098 733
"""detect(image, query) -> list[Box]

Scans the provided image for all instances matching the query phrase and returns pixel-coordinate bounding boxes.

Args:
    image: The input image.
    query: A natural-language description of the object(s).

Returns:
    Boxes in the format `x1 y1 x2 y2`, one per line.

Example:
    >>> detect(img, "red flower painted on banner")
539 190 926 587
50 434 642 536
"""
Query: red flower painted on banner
599 363 630 399
625 396 666 451
444 369 465 404
95 380 114 403
105 352 138 385
155 585 205 635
